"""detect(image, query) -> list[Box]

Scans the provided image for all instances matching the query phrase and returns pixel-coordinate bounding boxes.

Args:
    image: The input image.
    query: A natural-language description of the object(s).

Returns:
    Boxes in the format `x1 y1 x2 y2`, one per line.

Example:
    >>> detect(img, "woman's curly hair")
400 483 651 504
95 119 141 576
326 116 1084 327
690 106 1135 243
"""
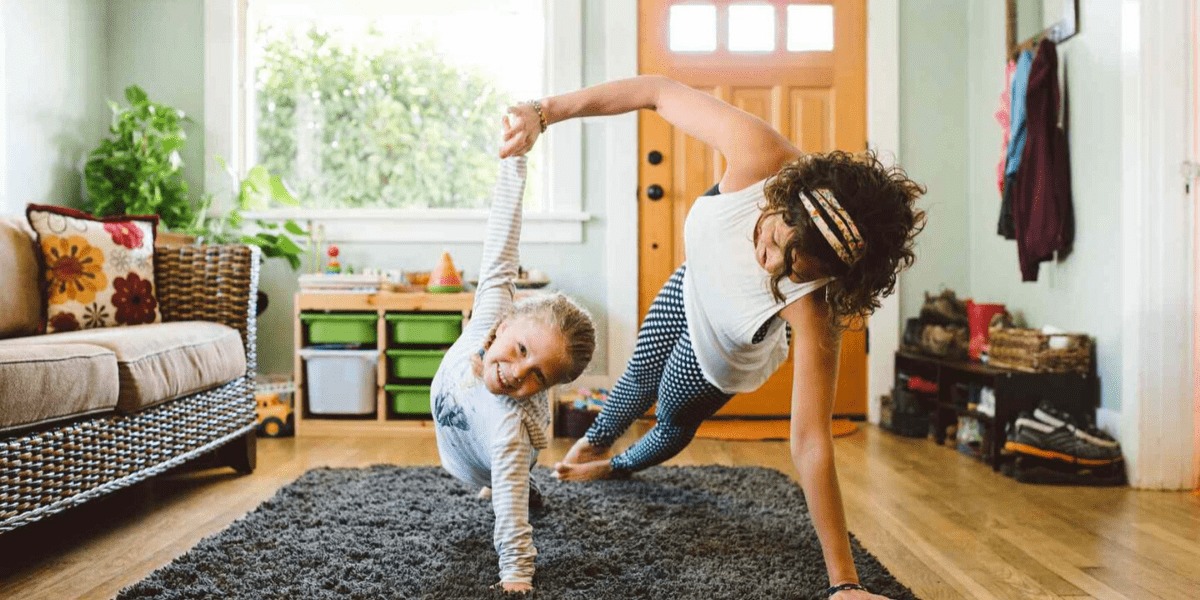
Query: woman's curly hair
759 150 926 329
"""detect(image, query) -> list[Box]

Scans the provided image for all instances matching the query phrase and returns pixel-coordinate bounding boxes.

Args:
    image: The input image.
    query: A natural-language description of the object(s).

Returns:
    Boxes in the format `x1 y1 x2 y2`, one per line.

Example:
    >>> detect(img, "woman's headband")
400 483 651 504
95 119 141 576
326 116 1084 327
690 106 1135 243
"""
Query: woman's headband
799 189 865 266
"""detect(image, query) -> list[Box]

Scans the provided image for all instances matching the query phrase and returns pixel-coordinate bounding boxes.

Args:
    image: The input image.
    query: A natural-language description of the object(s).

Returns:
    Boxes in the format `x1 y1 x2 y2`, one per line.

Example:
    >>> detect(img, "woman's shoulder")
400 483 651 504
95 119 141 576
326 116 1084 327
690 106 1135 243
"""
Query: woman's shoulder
720 147 801 192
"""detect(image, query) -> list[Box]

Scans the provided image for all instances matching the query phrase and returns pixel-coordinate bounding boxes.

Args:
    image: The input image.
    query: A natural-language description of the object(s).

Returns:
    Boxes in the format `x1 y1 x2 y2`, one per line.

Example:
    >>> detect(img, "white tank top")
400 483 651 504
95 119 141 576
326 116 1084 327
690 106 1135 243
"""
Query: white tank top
682 179 831 393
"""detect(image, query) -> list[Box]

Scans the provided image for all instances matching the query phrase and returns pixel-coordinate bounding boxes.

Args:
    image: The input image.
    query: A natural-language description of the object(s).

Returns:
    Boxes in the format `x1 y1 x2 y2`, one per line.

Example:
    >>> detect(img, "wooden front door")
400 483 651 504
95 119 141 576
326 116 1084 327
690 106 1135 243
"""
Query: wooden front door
637 0 867 416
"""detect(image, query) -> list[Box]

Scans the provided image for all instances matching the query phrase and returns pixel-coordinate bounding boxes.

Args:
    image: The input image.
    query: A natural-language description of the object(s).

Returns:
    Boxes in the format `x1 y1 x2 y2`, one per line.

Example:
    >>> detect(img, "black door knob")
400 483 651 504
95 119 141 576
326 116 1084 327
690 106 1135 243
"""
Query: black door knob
648 150 663 165
647 184 664 200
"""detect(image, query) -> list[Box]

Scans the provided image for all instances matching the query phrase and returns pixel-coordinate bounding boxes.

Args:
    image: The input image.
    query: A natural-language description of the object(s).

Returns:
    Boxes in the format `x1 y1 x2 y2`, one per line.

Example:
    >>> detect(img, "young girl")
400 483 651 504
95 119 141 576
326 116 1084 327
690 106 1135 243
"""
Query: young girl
500 76 925 600
431 155 595 594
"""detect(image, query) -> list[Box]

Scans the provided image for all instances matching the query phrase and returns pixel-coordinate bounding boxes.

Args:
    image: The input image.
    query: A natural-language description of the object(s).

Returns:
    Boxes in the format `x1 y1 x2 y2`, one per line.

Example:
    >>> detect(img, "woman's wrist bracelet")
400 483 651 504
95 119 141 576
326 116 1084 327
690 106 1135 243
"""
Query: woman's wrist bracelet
527 99 548 133
826 582 867 597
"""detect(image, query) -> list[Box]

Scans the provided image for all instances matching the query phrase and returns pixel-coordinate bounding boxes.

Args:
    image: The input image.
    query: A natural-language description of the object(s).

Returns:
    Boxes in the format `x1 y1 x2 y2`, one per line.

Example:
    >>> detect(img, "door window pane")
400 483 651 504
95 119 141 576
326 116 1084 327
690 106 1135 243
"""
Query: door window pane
729 4 776 52
786 4 834 51
669 4 717 52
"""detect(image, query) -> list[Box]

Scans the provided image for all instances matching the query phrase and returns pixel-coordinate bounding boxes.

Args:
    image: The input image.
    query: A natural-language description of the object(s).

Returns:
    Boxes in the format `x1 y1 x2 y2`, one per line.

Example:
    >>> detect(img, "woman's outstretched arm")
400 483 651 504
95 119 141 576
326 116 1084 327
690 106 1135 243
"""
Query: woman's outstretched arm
501 75 798 190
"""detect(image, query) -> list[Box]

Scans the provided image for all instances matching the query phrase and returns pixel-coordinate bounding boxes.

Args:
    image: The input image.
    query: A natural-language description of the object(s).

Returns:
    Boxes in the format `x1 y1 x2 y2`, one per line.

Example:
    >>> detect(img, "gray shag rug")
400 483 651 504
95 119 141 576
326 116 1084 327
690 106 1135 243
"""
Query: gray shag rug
120 466 917 599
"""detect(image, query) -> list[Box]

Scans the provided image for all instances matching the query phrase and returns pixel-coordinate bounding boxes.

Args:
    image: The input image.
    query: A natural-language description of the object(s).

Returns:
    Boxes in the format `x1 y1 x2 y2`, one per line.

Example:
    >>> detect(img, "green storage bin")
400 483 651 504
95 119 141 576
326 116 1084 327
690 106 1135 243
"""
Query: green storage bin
386 313 462 345
300 313 378 345
387 384 432 415
386 349 447 379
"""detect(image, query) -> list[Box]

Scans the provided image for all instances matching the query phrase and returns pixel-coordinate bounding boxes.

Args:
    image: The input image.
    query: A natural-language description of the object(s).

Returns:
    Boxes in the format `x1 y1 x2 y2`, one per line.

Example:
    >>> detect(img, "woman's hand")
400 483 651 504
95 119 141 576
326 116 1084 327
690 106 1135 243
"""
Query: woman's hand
499 104 542 159
831 588 891 599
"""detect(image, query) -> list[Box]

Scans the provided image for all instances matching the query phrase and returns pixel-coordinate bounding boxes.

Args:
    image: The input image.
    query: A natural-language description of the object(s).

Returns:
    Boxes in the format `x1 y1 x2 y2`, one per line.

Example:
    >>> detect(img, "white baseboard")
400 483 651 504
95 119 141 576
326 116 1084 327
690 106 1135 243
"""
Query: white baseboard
1096 407 1121 444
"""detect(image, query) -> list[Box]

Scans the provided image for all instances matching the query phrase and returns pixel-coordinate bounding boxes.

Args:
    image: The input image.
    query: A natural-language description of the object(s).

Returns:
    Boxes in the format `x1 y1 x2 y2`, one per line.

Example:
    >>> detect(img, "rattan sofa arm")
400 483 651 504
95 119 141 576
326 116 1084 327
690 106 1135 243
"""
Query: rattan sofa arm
155 244 261 376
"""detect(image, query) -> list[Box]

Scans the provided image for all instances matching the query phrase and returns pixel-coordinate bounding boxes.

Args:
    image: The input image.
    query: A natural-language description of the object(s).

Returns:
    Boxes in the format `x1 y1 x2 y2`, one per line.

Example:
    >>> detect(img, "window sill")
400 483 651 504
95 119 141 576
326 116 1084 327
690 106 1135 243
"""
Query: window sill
241 209 591 244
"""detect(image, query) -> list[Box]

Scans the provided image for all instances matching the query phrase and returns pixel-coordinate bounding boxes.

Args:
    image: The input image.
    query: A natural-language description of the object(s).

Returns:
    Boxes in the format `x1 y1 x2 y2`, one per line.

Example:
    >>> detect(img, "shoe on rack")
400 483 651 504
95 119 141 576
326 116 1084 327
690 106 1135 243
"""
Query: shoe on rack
976 386 996 418
1002 454 1128 486
1005 413 1123 465
1032 404 1119 449
919 289 969 326
906 375 939 395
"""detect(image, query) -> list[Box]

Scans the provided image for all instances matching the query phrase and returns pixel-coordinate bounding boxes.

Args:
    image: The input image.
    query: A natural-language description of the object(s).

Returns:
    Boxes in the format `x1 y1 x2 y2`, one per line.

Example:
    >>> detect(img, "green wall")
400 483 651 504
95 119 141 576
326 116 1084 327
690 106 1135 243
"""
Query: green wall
897 0 971 320
106 0 206 199
2 0 110 212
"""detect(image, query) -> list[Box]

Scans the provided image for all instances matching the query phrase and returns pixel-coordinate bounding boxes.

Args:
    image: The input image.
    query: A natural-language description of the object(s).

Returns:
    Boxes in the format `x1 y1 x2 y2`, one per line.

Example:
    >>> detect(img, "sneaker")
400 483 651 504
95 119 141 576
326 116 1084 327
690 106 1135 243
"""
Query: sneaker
1005 414 1123 465
1032 404 1119 449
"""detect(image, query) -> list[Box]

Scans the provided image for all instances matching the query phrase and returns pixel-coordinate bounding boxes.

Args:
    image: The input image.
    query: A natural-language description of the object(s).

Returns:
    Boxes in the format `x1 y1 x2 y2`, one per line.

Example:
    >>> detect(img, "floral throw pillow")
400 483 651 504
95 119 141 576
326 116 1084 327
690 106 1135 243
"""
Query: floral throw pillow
25 204 160 333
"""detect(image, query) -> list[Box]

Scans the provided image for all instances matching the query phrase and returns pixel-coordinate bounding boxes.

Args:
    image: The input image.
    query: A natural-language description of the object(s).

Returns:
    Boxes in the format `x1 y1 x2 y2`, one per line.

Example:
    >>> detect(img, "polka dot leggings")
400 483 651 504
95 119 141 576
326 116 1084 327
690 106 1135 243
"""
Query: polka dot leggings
585 265 734 473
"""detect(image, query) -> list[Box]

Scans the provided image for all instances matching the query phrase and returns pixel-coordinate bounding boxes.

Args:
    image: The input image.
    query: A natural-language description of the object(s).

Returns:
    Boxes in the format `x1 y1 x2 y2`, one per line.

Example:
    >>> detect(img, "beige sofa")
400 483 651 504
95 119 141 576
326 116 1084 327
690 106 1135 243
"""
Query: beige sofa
0 217 259 533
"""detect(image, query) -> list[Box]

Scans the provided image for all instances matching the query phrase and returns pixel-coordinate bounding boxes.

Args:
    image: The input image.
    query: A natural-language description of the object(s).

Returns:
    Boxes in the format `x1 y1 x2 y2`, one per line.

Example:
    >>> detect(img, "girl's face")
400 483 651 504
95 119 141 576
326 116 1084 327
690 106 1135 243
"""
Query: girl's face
481 316 568 399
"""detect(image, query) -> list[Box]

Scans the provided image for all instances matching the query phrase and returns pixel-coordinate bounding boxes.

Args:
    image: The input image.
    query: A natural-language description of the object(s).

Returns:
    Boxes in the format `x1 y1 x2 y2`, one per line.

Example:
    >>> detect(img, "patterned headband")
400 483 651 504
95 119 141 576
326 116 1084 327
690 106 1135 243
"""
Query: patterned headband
799 189 865 266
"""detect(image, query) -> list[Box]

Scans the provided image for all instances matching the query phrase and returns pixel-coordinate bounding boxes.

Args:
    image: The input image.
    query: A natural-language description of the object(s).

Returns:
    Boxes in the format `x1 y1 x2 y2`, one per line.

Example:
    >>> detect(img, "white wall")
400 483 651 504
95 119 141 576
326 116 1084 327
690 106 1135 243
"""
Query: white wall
2 0 110 213
965 0 1124 412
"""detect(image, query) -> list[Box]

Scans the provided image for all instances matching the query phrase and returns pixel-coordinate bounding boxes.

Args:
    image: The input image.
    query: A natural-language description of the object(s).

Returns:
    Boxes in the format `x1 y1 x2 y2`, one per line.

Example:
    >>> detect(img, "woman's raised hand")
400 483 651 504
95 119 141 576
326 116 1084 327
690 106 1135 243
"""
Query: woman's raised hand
500 104 541 159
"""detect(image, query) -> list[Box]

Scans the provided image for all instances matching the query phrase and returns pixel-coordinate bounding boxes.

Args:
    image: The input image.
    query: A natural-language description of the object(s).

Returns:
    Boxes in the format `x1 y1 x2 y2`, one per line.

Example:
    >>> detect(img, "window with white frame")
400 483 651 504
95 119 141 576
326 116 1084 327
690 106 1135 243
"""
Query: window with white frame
220 0 586 242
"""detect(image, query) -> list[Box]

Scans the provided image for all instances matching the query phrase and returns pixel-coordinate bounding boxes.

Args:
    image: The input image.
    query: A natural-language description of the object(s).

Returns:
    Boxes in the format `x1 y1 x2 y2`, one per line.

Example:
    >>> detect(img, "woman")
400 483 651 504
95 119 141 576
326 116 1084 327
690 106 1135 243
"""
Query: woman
501 75 924 599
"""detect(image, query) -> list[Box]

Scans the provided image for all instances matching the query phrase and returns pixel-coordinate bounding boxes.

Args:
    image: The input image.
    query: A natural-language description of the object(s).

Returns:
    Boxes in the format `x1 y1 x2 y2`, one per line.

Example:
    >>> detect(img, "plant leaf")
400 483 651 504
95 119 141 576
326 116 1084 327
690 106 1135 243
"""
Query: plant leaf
125 85 148 105
268 175 299 206
283 220 307 236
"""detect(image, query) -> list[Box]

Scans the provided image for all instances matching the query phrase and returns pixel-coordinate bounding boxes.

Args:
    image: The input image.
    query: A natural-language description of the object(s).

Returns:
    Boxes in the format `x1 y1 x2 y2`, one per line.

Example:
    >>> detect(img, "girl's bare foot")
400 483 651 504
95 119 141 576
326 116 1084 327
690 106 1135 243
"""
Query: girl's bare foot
562 437 611 465
478 487 492 500
552 458 614 481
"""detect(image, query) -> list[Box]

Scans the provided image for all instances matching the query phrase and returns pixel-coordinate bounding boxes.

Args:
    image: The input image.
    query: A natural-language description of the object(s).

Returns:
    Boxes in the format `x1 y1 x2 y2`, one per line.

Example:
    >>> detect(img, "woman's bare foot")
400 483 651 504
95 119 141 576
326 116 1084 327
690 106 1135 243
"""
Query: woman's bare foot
553 458 614 481
562 437 611 465
478 486 492 500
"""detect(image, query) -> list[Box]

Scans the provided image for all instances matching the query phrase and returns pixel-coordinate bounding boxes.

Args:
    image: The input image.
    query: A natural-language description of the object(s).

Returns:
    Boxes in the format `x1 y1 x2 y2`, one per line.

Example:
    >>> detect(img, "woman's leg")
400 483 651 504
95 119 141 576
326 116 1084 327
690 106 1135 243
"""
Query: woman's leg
582 266 689 448
608 329 733 473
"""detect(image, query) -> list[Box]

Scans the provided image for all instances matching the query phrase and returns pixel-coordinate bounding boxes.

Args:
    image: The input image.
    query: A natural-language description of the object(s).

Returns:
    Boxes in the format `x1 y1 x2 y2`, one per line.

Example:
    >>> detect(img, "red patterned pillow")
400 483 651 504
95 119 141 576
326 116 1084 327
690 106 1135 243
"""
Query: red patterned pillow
25 204 160 333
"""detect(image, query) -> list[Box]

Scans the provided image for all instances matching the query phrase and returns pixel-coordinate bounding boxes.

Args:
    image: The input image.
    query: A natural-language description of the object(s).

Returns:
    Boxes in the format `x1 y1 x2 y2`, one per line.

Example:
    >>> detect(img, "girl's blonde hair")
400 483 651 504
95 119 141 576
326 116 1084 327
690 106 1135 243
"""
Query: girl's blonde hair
482 293 596 383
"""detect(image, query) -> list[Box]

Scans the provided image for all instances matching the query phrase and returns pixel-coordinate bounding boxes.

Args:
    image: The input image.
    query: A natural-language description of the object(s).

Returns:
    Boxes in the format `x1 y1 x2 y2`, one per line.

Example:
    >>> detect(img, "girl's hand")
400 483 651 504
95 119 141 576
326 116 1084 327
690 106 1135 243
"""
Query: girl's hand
496 580 533 594
500 104 541 158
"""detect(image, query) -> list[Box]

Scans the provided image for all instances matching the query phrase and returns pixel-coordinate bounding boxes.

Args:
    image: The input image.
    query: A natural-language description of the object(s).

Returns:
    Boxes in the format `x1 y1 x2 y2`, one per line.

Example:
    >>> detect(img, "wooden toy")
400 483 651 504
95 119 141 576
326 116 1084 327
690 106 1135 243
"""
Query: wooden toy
427 251 463 293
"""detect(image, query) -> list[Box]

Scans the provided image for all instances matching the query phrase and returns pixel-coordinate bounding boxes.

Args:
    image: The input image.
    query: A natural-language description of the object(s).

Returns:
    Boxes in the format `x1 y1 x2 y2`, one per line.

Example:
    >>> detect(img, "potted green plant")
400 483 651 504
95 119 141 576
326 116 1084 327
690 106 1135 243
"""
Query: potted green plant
83 85 196 232
186 159 309 316
189 158 308 270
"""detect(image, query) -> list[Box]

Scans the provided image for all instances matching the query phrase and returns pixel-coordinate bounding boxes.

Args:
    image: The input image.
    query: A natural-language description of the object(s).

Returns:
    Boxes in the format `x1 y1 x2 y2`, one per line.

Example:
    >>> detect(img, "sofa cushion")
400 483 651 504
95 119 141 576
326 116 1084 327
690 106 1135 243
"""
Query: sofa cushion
26 204 161 333
0 322 246 413
0 217 43 339
0 344 119 433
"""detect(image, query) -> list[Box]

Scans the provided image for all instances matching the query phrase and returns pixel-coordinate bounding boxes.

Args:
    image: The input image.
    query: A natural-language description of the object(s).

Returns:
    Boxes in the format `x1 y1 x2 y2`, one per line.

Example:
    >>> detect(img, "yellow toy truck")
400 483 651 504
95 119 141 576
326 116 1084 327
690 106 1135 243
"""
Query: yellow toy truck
255 376 295 437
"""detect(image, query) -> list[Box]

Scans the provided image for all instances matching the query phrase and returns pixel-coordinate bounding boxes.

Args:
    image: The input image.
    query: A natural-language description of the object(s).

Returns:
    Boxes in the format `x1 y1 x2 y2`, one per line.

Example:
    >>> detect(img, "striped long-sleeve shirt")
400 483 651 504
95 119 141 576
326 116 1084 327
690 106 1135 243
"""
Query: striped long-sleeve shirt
431 156 549 585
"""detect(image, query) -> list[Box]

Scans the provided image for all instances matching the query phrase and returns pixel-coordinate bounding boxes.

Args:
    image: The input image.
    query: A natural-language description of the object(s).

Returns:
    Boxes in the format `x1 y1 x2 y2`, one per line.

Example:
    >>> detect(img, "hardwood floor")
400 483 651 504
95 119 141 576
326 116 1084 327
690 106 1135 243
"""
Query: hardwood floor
2 424 1198 599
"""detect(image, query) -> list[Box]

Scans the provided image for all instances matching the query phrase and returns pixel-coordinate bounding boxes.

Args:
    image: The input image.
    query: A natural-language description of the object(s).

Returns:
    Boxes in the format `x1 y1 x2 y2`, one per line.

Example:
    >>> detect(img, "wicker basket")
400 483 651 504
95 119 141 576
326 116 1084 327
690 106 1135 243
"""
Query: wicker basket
987 327 1092 374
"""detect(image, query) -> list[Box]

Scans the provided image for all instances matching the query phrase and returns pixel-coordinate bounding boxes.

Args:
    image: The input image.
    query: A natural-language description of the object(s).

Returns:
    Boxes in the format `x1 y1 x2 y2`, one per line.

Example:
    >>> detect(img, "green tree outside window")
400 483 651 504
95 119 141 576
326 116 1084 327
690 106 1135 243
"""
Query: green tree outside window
255 25 539 210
